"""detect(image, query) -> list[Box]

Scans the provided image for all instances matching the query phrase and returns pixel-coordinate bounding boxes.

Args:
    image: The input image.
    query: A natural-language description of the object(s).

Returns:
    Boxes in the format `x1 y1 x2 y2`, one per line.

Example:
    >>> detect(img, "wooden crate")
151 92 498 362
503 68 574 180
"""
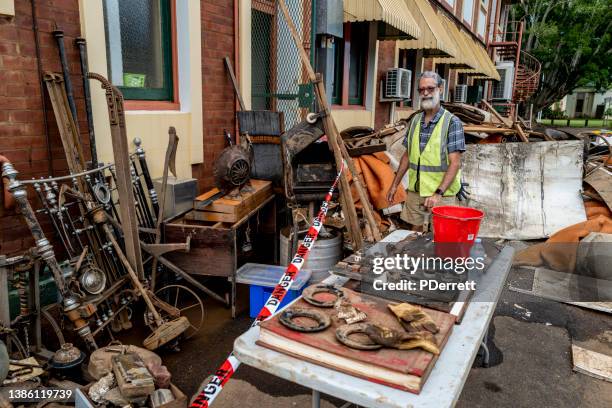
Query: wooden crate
192 179 273 223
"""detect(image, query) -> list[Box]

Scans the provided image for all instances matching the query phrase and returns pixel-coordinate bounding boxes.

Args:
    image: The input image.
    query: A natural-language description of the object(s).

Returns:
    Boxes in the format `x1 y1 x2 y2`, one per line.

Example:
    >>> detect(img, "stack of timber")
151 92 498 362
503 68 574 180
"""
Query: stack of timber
191 179 273 223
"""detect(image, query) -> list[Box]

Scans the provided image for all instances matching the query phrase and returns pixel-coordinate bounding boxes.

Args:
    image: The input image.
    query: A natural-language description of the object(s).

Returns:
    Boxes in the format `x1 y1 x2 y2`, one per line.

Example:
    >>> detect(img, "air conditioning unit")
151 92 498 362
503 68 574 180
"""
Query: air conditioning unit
440 78 447 101
384 68 411 99
492 62 515 100
467 85 484 104
454 84 468 103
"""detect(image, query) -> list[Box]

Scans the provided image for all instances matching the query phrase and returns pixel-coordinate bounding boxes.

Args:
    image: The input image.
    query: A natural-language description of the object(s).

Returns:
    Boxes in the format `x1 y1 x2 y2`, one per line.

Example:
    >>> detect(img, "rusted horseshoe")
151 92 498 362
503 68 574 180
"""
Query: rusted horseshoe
279 308 331 332
336 323 382 350
302 284 345 308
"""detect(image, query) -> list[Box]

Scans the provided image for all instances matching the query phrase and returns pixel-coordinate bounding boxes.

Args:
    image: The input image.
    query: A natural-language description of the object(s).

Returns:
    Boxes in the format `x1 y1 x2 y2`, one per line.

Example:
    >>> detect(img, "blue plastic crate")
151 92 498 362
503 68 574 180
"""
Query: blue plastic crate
236 263 312 318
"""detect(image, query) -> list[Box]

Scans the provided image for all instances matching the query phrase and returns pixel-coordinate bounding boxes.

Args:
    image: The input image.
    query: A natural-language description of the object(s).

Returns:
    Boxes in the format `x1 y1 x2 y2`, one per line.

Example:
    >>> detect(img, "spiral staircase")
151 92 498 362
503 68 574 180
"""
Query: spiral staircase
487 20 541 117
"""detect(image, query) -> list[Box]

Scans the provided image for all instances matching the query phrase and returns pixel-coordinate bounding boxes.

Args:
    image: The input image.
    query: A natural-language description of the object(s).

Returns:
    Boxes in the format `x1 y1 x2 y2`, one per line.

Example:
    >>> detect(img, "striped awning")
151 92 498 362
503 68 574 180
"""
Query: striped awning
433 13 475 69
456 30 501 81
397 0 457 58
344 0 421 40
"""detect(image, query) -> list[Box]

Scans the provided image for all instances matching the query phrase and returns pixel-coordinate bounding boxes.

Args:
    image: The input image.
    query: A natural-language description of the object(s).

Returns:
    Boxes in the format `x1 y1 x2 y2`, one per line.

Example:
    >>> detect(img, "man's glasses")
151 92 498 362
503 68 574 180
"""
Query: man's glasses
417 86 439 95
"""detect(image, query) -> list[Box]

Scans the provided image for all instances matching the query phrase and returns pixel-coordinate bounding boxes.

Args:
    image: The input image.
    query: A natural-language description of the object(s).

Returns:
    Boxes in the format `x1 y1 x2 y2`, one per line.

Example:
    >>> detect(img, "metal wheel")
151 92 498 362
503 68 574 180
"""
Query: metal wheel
2 331 27 360
154 285 204 339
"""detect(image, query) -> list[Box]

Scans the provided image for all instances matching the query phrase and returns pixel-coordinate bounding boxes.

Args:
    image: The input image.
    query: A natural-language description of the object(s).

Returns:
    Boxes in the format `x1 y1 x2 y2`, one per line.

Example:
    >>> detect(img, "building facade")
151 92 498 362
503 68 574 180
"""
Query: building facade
1 0 529 255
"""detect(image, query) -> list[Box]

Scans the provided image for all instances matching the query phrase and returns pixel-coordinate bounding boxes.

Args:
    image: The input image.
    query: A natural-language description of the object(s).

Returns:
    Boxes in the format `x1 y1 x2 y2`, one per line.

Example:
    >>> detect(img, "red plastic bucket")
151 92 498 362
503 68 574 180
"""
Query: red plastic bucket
432 206 484 258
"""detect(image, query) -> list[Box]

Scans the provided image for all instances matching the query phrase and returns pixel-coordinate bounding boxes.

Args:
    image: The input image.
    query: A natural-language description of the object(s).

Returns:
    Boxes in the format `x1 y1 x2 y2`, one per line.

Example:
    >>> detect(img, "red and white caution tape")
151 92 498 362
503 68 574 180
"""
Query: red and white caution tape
190 162 345 408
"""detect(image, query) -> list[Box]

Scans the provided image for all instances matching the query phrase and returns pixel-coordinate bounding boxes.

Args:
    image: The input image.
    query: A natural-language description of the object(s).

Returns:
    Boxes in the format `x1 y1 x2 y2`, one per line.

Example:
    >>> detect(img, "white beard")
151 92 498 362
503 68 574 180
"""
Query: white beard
420 92 440 110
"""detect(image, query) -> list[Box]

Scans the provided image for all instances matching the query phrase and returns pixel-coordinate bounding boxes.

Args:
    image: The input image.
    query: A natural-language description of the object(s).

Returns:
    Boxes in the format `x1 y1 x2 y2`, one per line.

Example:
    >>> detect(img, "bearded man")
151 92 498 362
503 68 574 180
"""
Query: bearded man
386 71 465 231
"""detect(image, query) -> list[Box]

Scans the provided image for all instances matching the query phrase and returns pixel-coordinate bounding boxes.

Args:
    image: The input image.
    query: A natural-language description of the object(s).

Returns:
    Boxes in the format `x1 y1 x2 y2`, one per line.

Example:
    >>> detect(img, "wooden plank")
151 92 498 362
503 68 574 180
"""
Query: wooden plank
195 187 222 202
186 211 236 223
572 344 612 382
194 180 273 222
481 99 513 128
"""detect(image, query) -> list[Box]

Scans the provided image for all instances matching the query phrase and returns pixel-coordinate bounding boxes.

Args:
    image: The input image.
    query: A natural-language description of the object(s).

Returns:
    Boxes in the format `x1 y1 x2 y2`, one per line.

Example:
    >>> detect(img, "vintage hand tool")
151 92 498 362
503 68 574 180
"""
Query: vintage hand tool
74 37 98 170
89 206 189 350
149 127 179 290
88 72 144 280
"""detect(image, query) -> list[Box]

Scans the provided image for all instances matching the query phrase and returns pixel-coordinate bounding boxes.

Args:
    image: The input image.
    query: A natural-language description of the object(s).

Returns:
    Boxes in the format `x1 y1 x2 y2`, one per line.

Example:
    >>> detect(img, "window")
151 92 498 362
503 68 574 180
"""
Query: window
103 0 174 101
398 49 417 105
347 24 368 105
462 0 475 26
444 0 456 7
477 8 487 37
331 37 344 105
331 23 369 106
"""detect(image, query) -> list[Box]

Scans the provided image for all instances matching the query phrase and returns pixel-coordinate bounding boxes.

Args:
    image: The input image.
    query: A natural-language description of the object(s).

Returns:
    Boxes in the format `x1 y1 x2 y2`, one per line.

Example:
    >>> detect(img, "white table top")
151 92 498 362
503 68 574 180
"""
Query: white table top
234 231 514 408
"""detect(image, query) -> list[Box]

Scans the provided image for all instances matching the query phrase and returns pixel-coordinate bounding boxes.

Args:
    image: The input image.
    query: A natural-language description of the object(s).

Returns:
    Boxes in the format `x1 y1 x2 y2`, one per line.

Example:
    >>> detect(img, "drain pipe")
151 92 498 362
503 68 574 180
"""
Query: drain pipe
31 0 54 176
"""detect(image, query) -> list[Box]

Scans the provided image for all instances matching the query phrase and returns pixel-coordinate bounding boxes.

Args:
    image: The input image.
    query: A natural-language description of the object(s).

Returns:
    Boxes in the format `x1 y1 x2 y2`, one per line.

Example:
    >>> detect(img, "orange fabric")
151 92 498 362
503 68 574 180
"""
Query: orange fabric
585 201 612 219
350 152 406 210
515 215 612 272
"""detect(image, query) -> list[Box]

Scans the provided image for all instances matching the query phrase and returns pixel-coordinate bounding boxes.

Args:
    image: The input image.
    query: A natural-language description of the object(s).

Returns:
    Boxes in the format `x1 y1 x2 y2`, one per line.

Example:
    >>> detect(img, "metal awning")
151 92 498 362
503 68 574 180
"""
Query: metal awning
397 0 457 57
432 13 475 69
344 0 421 40
456 30 501 81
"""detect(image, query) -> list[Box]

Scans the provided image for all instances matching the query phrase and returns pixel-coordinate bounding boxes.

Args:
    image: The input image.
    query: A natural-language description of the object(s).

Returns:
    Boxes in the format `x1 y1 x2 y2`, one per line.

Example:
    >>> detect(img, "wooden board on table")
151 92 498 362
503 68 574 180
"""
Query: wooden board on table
193 179 272 223
257 288 455 394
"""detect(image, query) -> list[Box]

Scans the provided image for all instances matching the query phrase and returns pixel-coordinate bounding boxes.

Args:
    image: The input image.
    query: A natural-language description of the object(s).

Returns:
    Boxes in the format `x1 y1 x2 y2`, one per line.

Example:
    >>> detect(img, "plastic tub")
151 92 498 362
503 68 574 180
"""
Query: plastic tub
236 263 312 318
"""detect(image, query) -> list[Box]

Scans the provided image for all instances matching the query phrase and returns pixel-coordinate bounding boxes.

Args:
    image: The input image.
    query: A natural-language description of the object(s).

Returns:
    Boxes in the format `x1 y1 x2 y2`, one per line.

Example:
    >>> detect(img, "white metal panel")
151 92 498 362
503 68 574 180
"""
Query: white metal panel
462 141 586 239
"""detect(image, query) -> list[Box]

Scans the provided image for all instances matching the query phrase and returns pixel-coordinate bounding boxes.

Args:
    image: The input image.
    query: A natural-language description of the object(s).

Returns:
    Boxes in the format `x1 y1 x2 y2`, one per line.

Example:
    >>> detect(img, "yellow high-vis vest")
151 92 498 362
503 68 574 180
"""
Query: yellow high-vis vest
407 110 461 197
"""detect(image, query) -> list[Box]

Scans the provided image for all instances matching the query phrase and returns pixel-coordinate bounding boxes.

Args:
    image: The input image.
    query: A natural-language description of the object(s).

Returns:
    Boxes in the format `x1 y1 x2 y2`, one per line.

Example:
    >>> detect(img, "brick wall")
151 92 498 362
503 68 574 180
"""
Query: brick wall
374 40 396 129
0 0 89 256
192 0 237 193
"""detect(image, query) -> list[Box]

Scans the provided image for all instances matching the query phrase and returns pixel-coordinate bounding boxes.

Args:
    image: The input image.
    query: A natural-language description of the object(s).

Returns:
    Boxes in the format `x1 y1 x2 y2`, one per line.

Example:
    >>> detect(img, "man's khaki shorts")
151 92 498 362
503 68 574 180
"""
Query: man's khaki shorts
400 190 457 226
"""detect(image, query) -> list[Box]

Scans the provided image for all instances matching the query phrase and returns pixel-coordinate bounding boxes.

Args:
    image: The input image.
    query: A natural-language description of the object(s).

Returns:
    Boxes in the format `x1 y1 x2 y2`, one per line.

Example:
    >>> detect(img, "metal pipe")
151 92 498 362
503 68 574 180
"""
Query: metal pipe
75 38 98 169
30 0 54 177
52 28 79 126
19 164 113 185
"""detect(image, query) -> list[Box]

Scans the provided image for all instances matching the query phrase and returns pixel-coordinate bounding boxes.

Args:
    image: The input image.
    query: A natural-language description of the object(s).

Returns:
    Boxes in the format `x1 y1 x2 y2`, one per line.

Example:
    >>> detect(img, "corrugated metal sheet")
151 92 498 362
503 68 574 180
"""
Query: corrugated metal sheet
433 13 476 69
397 0 457 58
343 0 421 40
456 29 501 81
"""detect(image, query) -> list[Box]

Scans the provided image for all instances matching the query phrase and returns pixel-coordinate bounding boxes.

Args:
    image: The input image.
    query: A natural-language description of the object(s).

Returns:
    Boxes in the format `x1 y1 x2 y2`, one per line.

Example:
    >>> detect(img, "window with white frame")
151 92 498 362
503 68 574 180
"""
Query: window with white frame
444 0 455 8
463 0 475 25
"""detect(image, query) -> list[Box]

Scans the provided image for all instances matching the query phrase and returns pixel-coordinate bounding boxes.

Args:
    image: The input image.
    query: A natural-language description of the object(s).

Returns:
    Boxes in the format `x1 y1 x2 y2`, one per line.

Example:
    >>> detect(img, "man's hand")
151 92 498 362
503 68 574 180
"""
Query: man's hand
386 184 398 205
424 193 441 209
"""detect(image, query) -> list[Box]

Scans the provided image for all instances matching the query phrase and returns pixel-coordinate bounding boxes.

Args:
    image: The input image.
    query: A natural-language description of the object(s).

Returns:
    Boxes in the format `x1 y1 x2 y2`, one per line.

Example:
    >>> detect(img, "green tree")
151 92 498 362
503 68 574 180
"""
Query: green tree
513 0 612 112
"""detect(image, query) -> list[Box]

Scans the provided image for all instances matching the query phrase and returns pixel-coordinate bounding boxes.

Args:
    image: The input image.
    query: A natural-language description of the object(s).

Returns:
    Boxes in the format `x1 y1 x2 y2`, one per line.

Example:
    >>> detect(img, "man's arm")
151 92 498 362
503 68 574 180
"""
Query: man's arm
386 151 409 204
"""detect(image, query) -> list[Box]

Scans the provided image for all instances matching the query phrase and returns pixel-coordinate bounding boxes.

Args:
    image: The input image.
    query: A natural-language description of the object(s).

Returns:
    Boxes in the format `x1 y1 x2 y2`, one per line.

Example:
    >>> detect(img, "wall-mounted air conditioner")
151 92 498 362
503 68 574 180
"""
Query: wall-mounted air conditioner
384 68 412 100
454 84 468 103
492 62 515 100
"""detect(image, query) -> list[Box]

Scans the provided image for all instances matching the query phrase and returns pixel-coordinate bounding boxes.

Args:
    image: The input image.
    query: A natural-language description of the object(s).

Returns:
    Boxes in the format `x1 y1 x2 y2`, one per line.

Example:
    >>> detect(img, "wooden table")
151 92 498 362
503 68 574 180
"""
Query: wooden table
163 194 277 318
233 230 514 407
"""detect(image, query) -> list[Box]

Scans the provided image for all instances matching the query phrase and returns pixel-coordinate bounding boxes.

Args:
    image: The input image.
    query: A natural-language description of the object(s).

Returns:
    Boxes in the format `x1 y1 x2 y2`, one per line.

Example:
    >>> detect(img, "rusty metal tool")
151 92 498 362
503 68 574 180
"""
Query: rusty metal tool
149 127 179 290
88 73 144 280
